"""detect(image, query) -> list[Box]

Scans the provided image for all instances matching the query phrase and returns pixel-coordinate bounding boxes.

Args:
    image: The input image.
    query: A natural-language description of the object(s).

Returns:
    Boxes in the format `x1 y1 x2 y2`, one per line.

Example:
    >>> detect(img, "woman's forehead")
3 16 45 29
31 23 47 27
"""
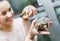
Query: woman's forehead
0 1 10 12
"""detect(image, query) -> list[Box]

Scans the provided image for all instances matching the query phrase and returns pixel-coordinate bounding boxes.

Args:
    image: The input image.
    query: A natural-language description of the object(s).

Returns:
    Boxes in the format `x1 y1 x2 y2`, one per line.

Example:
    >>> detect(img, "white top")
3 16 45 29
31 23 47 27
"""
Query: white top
0 18 26 41
0 18 37 41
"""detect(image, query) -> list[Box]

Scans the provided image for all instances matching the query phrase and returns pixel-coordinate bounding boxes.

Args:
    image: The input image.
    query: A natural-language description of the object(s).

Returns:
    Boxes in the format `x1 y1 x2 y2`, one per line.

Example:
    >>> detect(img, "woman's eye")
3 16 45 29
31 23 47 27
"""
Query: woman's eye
2 11 6 15
8 7 11 11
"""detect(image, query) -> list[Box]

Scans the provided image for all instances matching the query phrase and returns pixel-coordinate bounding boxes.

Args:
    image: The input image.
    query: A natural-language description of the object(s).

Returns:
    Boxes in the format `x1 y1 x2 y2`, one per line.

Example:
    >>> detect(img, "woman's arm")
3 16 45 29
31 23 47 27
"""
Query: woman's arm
25 18 38 41
25 33 34 41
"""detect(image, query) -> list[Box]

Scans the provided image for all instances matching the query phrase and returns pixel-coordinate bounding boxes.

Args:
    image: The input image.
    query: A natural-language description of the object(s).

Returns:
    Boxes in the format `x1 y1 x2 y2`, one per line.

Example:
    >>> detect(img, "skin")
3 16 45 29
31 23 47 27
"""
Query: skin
0 1 14 32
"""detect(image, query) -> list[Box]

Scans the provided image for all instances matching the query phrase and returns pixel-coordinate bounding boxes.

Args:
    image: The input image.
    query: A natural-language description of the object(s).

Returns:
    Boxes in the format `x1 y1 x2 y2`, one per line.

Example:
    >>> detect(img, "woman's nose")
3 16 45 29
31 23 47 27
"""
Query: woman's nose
6 12 12 18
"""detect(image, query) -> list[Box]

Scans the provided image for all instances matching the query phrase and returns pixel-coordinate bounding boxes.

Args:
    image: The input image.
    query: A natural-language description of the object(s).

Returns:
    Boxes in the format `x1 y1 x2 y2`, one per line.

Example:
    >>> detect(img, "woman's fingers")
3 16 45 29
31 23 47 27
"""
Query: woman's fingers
47 21 53 27
31 18 38 27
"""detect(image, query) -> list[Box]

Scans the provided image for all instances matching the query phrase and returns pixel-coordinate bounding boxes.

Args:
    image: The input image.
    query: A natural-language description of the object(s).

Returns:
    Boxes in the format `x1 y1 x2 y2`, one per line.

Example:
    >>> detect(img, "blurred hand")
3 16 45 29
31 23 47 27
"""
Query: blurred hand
26 18 53 41
29 18 38 35
47 21 53 28
28 18 53 36
25 18 38 40
20 5 37 19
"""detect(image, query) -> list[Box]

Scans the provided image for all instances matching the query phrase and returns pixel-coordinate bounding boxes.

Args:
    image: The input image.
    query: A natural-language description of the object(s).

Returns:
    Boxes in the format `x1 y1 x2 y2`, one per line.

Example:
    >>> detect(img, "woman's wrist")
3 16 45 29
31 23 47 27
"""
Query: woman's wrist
27 32 35 40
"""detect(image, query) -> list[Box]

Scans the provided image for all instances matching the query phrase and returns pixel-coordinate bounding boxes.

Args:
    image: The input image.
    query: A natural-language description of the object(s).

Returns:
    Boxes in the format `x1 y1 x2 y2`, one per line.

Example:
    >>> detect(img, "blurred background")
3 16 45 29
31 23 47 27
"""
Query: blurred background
7 0 60 41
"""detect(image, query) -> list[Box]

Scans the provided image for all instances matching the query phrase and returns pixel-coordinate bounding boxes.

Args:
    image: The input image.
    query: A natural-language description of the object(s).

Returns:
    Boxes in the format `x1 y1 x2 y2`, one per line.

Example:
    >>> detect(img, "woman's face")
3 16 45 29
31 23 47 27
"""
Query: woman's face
0 1 14 25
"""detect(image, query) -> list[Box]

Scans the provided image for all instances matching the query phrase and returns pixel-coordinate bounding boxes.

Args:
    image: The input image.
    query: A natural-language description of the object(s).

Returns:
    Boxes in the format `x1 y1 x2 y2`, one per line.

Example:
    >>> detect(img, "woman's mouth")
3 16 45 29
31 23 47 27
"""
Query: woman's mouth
6 17 13 22
8 18 13 22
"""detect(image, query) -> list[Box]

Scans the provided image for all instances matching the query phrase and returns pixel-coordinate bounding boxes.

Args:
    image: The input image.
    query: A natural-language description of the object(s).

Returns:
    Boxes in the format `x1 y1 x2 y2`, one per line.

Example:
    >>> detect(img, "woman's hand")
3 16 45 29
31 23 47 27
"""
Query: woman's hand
26 18 53 41
25 18 38 41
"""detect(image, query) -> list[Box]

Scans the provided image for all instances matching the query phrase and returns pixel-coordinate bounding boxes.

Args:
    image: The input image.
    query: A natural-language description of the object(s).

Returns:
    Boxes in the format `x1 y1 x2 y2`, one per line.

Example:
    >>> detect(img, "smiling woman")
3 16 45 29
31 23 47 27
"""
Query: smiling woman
0 0 14 32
